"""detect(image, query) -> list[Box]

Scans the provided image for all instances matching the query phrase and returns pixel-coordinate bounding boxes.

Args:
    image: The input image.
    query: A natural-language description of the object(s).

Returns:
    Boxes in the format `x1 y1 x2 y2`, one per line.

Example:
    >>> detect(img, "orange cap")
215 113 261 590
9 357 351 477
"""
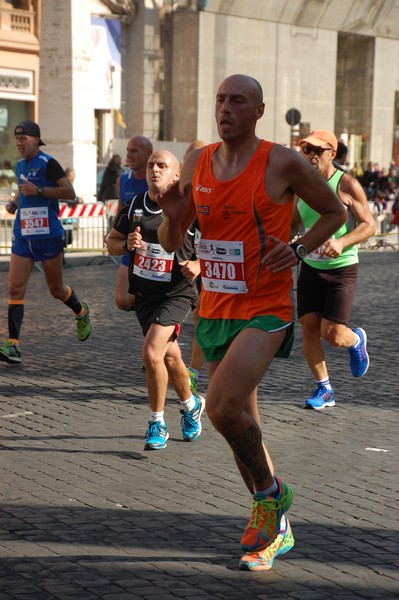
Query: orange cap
299 129 338 152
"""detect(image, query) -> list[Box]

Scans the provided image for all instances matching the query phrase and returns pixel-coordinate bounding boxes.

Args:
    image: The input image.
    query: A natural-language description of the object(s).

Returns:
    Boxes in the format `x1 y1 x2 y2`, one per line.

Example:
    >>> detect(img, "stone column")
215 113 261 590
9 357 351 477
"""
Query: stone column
123 0 161 140
39 0 97 198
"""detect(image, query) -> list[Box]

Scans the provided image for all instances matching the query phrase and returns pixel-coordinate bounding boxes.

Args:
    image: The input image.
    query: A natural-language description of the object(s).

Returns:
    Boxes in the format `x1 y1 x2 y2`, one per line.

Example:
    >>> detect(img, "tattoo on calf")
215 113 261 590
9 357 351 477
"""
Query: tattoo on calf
226 423 269 486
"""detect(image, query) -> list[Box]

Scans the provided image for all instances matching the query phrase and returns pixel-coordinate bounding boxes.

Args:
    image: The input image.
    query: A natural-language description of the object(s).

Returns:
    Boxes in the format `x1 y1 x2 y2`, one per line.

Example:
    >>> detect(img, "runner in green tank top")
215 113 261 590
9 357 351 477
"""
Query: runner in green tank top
291 129 376 410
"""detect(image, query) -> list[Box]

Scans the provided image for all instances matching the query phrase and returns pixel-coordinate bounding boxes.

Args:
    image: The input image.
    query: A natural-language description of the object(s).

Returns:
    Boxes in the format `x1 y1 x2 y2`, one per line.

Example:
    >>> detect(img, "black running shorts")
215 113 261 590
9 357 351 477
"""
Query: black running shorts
297 262 358 326
135 294 195 337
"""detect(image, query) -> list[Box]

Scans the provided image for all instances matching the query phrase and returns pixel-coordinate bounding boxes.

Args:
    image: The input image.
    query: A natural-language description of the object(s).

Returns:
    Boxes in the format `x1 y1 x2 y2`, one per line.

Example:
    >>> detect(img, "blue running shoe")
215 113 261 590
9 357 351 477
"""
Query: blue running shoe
348 327 369 377
144 421 169 450
180 394 205 442
304 385 335 410
239 518 295 571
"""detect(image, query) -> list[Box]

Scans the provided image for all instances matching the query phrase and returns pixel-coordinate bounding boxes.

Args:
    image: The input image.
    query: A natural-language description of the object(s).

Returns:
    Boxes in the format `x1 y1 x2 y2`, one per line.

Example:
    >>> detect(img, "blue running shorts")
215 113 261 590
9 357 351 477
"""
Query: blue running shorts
12 236 65 262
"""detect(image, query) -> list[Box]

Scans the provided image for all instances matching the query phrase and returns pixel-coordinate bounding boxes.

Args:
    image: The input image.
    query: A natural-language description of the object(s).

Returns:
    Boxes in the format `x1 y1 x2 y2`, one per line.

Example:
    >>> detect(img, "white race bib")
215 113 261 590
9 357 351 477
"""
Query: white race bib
304 228 333 261
198 238 247 294
20 206 49 236
133 242 175 282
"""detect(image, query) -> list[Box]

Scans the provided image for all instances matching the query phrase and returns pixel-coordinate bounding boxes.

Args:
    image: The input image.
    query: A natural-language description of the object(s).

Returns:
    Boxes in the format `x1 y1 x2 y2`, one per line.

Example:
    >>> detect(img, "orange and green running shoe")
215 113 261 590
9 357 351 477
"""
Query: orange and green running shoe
239 518 295 571
240 477 294 552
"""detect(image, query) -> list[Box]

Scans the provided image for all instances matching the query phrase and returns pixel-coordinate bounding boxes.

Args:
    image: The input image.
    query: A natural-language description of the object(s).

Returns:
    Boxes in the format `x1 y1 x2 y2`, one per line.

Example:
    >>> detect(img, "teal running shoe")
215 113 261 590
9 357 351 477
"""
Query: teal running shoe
0 340 22 365
76 302 92 341
348 327 369 377
144 421 169 450
187 367 198 393
180 393 205 442
239 518 295 571
304 385 335 410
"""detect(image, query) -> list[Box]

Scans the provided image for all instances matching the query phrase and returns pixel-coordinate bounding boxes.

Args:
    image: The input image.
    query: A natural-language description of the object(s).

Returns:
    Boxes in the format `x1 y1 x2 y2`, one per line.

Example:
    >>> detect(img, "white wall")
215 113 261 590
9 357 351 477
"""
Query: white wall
196 13 337 147
371 37 399 167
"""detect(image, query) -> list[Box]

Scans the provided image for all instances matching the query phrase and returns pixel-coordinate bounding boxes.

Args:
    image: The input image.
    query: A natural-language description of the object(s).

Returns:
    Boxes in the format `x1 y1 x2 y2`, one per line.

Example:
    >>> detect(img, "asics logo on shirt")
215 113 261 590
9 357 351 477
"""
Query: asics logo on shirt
196 184 212 193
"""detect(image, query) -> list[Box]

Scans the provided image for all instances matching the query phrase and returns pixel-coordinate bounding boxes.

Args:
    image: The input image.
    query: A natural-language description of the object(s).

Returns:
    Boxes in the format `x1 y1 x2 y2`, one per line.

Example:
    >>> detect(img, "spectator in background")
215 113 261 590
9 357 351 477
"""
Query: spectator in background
333 141 348 171
388 162 399 186
349 161 364 184
0 160 16 185
98 154 123 203
362 161 379 200
391 186 399 223
374 167 390 212
64 168 84 206
0 159 14 174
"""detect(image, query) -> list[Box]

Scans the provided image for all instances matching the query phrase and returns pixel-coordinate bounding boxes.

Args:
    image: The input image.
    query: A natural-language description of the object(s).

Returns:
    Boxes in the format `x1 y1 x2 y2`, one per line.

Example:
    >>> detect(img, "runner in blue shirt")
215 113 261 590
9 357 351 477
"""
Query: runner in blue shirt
0 121 92 365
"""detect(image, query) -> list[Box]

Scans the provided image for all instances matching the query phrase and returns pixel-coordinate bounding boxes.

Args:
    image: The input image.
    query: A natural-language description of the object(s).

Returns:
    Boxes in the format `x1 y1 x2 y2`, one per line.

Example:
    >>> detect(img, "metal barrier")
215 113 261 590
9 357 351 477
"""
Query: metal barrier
3 197 397 257
360 210 399 251
0 196 15 256
105 199 119 232
59 202 108 253
103 199 123 265
0 200 111 257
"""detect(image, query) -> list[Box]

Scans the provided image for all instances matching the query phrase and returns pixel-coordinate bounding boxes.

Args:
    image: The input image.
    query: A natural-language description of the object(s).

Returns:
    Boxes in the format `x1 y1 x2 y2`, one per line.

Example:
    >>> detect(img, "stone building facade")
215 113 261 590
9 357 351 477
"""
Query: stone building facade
1 0 399 199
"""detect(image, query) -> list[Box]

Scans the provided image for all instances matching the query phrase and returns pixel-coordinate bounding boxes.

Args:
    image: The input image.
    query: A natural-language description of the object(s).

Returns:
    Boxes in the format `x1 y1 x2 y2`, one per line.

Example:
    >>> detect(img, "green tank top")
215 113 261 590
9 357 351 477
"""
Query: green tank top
297 169 358 270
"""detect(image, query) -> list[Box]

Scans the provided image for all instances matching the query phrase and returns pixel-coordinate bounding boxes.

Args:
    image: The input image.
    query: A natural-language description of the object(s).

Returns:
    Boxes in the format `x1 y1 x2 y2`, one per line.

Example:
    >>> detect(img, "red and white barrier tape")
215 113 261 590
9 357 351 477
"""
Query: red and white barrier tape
58 203 105 218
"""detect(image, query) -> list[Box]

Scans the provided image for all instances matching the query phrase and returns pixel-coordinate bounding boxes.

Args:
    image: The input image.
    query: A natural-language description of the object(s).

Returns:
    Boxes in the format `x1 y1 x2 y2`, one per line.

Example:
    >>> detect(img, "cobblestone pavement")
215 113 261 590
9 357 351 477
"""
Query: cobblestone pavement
0 251 398 600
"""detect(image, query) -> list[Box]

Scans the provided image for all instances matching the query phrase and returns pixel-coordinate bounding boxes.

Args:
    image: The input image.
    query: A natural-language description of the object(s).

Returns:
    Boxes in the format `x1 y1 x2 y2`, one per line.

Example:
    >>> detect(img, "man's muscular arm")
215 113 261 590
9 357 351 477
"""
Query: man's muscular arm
157 149 201 252
263 146 347 272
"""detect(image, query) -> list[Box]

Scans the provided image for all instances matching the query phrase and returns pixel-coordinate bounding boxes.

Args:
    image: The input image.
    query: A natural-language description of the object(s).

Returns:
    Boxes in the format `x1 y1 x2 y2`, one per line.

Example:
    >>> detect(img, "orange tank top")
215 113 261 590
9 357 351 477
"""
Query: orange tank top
192 140 294 321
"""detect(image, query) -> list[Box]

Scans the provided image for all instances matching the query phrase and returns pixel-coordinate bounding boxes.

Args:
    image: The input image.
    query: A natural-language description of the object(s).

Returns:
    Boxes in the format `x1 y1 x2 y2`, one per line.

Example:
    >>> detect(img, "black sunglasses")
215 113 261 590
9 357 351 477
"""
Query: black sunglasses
301 144 332 156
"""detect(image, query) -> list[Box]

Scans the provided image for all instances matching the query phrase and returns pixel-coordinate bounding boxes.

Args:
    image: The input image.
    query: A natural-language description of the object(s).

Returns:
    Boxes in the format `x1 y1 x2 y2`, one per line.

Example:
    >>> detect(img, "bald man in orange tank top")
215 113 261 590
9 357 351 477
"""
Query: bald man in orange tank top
158 74 346 570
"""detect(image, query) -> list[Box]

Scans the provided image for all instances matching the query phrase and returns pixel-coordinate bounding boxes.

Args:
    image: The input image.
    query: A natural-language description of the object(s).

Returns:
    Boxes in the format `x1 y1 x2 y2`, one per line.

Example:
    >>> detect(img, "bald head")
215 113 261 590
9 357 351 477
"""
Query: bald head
219 74 263 104
146 150 180 197
184 140 207 161
129 136 153 155
215 74 265 142
126 136 153 177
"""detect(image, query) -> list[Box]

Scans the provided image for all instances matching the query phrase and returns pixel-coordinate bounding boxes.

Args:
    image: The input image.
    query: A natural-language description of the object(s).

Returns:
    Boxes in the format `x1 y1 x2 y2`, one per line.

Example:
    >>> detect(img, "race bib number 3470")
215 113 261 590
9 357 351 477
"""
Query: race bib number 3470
198 238 247 294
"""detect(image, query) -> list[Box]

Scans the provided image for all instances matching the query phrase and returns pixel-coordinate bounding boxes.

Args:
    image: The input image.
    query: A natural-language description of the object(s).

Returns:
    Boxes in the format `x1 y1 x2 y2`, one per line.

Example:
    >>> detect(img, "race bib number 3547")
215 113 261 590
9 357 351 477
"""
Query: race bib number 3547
20 206 50 236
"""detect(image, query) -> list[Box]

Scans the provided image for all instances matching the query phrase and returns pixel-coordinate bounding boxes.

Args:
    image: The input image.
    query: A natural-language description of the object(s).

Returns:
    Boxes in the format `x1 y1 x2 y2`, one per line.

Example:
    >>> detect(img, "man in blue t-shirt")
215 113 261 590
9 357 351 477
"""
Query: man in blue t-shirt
112 136 153 311
0 120 92 365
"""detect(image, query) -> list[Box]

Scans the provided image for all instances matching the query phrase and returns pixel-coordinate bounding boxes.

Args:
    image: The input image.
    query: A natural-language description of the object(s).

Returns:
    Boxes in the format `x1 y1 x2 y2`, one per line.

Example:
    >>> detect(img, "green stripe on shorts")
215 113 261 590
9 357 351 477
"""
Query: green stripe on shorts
196 315 292 362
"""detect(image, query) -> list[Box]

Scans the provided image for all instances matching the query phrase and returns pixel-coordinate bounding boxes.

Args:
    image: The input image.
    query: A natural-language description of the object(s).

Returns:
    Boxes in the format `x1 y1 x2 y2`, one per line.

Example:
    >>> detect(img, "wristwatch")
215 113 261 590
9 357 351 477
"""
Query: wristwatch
37 186 43 195
289 242 307 262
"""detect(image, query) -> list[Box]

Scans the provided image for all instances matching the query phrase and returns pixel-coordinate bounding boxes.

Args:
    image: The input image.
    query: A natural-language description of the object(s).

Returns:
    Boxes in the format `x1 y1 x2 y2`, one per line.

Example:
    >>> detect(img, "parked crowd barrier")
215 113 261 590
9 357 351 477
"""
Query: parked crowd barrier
0 199 14 256
59 202 108 253
105 199 119 232
0 200 114 257
359 210 399 251
2 198 397 258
